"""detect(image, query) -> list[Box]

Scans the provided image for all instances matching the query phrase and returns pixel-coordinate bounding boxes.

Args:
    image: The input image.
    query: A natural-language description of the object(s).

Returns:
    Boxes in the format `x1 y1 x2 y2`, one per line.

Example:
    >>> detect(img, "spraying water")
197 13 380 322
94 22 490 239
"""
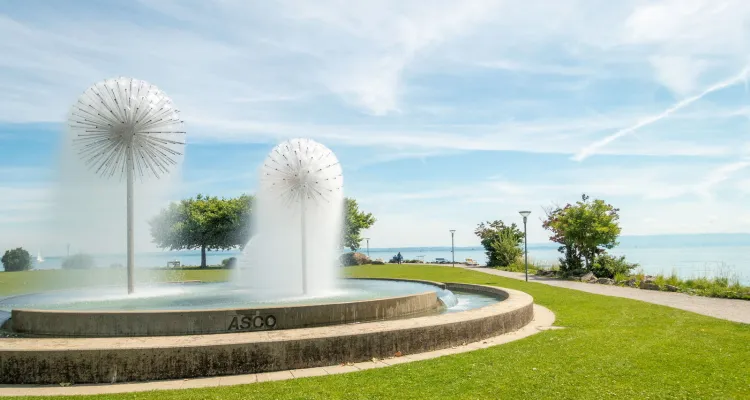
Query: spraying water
47 77 185 292
236 139 344 297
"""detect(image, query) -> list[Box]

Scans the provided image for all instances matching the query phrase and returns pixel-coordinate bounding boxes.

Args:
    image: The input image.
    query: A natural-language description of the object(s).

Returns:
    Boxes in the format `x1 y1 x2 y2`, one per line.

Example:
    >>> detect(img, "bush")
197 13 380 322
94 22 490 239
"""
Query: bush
475 220 524 268
340 252 370 266
222 257 238 269
62 253 96 269
371 260 385 265
591 254 638 279
1 248 32 272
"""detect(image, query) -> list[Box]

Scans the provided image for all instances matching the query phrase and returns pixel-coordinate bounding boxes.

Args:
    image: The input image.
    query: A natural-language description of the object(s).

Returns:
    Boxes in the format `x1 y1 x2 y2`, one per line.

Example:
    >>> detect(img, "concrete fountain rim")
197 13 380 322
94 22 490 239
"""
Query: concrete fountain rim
0 281 529 349
0 280 534 385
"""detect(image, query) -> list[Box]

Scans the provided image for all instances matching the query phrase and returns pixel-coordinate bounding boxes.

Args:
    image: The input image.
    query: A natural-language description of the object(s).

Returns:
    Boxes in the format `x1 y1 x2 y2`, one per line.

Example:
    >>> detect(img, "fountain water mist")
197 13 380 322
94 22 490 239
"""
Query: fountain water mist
237 139 343 296
65 77 185 293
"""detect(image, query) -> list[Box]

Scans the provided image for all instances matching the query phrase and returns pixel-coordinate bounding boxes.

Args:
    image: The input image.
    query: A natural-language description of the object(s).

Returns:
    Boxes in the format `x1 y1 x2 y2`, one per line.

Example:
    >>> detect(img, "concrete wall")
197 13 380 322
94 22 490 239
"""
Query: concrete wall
0 283 534 384
11 291 441 337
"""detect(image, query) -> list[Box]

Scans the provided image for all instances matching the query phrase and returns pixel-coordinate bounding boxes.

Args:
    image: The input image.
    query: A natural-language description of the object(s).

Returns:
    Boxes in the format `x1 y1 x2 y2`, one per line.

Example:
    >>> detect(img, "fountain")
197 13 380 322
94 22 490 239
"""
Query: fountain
0 89 535 384
67 77 185 294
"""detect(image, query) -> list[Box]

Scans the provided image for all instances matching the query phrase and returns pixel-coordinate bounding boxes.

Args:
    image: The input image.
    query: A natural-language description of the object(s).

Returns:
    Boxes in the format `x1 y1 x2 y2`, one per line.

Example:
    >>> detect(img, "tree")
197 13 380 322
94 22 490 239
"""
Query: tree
1 248 32 272
343 198 375 251
149 194 254 268
474 220 524 267
542 194 622 272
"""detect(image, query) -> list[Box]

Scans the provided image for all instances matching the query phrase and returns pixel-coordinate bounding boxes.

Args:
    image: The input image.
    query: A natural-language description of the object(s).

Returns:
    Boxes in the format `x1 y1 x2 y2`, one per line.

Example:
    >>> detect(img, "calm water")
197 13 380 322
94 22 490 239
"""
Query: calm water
20 241 750 284
365 244 750 285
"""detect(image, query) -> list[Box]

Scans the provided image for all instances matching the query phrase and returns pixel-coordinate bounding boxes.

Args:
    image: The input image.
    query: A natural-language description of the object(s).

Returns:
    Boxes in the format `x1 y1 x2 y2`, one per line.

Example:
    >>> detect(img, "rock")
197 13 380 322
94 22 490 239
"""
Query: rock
394 351 403 357
643 276 656 284
665 284 679 292
639 281 660 291
625 278 637 287
597 278 615 285
580 272 597 283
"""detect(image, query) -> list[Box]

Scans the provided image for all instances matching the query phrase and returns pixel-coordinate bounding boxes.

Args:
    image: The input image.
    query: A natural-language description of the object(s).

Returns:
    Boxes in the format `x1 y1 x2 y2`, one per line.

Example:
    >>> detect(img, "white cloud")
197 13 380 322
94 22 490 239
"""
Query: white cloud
4 0 750 250
649 56 708 95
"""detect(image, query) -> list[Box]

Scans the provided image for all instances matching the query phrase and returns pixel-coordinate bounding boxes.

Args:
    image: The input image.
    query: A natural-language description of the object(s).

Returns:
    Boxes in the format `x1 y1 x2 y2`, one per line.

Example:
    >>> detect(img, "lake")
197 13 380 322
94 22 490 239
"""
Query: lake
20 236 750 284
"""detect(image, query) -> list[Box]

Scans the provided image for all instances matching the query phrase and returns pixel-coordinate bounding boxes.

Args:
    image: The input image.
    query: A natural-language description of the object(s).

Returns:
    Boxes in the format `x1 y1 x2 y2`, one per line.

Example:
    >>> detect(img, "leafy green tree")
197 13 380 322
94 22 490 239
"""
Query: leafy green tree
474 220 524 267
543 194 622 272
149 194 254 268
343 198 375 251
1 247 32 272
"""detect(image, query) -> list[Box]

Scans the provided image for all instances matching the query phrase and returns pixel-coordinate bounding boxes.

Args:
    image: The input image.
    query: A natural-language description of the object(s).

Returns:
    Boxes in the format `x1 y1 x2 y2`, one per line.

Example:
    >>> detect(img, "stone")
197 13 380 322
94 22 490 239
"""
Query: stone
580 272 597 283
625 278 637 287
643 276 656 284
597 278 615 285
639 281 660 291
665 285 679 292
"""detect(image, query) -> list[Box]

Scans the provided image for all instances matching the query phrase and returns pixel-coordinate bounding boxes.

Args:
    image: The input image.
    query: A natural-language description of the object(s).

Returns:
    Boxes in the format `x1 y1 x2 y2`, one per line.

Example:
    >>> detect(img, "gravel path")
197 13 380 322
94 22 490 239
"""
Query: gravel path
462 266 750 324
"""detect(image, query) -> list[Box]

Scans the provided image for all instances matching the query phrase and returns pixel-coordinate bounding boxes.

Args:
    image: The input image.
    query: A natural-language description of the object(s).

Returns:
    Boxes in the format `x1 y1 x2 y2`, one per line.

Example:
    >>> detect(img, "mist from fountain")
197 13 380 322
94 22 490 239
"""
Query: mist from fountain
234 138 344 297
44 77 185 292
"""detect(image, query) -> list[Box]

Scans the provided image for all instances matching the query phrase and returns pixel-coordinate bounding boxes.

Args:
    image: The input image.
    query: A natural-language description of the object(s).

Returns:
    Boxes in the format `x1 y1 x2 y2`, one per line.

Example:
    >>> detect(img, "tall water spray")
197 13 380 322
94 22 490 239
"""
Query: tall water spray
238 139 343 296
66 77 185 293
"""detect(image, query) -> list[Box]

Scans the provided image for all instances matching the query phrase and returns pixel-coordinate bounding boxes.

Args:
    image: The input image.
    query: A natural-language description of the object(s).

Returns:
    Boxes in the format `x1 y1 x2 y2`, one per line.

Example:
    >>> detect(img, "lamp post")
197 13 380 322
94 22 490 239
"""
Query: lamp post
364 238 370 257
519 211 531 282
449 230 456 267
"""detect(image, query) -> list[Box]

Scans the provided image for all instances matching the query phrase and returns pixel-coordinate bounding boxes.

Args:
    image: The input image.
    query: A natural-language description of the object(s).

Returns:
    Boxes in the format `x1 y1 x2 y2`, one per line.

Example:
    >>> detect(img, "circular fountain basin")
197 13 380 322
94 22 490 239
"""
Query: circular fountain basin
0 280 533 384
0 279 491 337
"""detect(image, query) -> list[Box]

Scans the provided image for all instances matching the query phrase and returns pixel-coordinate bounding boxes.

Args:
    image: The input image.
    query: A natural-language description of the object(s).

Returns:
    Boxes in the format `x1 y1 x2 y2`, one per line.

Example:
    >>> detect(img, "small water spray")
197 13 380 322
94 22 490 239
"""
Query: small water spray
258 138 343 295
67 77 185 294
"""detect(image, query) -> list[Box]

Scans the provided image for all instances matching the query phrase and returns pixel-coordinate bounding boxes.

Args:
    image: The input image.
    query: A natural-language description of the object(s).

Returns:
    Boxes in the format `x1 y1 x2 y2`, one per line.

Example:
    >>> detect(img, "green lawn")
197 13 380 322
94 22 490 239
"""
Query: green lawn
0 268 229 297
3 265 749 399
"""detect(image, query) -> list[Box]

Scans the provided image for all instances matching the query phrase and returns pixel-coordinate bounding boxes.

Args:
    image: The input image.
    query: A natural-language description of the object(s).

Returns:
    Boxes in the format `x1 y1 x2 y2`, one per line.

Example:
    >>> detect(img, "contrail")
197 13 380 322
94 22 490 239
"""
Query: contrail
573 65 750 162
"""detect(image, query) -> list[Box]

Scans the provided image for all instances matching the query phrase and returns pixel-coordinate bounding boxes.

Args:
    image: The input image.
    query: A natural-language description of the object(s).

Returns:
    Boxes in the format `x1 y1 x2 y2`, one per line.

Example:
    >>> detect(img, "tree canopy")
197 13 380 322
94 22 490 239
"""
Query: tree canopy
150 194 374 266
474 220 524 267
1 248 32 272
343 198 376 251
149 194 253 268
543 194 622 272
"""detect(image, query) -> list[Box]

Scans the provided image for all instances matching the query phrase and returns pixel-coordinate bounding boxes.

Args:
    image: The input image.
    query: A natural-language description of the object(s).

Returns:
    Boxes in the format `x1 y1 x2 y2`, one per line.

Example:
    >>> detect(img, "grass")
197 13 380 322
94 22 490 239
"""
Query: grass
2 265 749 399
493 257 553 274
530 264 750 300
0 267 229 297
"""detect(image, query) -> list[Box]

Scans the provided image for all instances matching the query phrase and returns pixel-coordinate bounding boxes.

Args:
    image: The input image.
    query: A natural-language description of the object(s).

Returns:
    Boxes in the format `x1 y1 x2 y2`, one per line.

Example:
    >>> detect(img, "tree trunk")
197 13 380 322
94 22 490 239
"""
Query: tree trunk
201 245 207 268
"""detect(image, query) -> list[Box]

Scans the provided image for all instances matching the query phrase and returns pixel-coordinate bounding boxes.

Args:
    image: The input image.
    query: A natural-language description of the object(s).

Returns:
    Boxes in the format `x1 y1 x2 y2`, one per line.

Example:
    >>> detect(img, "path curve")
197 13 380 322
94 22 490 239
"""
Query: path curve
463 266 750 324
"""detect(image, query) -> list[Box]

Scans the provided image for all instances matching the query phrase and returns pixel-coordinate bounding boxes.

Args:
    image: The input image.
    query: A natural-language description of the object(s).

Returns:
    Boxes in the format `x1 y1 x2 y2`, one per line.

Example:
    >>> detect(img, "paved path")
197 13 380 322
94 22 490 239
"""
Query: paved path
462 266 750 324
0 305 555 397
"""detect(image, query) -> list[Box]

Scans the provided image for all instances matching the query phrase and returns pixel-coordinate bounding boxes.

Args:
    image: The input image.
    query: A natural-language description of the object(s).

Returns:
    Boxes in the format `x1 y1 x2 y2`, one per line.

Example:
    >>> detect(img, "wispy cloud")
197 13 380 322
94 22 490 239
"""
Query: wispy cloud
573 65 750 161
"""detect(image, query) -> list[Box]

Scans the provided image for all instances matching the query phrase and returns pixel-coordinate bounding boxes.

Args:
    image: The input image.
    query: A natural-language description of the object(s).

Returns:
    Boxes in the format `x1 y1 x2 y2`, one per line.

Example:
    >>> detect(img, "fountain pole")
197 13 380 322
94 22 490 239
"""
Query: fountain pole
300 194 308 295
126 146 135 294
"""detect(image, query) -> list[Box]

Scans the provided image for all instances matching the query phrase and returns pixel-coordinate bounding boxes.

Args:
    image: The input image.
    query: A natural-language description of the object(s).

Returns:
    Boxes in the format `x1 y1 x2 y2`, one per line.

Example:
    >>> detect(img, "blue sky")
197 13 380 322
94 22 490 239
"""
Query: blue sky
2 0 750 254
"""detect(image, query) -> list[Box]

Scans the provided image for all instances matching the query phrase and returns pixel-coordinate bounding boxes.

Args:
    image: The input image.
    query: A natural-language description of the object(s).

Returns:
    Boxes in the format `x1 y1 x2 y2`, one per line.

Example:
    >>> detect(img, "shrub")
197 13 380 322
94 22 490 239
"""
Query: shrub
221 257 238 269
62 253 96 269
340 252 370 267
591 254 638 279
1 248 32 272
371 260 385 265
475 220 524 268
613 272 628 283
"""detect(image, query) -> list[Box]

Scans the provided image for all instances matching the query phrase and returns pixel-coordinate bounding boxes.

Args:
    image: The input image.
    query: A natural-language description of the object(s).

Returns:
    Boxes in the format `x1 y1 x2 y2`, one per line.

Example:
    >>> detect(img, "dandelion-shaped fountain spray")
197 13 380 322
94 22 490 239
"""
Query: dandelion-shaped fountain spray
260 139 343 294
68 77 185 294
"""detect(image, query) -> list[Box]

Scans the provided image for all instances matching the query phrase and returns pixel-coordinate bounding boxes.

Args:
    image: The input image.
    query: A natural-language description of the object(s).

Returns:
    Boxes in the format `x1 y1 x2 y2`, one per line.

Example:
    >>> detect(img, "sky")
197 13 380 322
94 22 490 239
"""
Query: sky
2 0 750 255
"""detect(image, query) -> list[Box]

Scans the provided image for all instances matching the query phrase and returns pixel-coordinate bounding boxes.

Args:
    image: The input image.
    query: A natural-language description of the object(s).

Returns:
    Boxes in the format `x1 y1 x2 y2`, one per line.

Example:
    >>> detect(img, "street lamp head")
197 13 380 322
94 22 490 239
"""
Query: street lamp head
519 211 531 218
449 230 456 234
